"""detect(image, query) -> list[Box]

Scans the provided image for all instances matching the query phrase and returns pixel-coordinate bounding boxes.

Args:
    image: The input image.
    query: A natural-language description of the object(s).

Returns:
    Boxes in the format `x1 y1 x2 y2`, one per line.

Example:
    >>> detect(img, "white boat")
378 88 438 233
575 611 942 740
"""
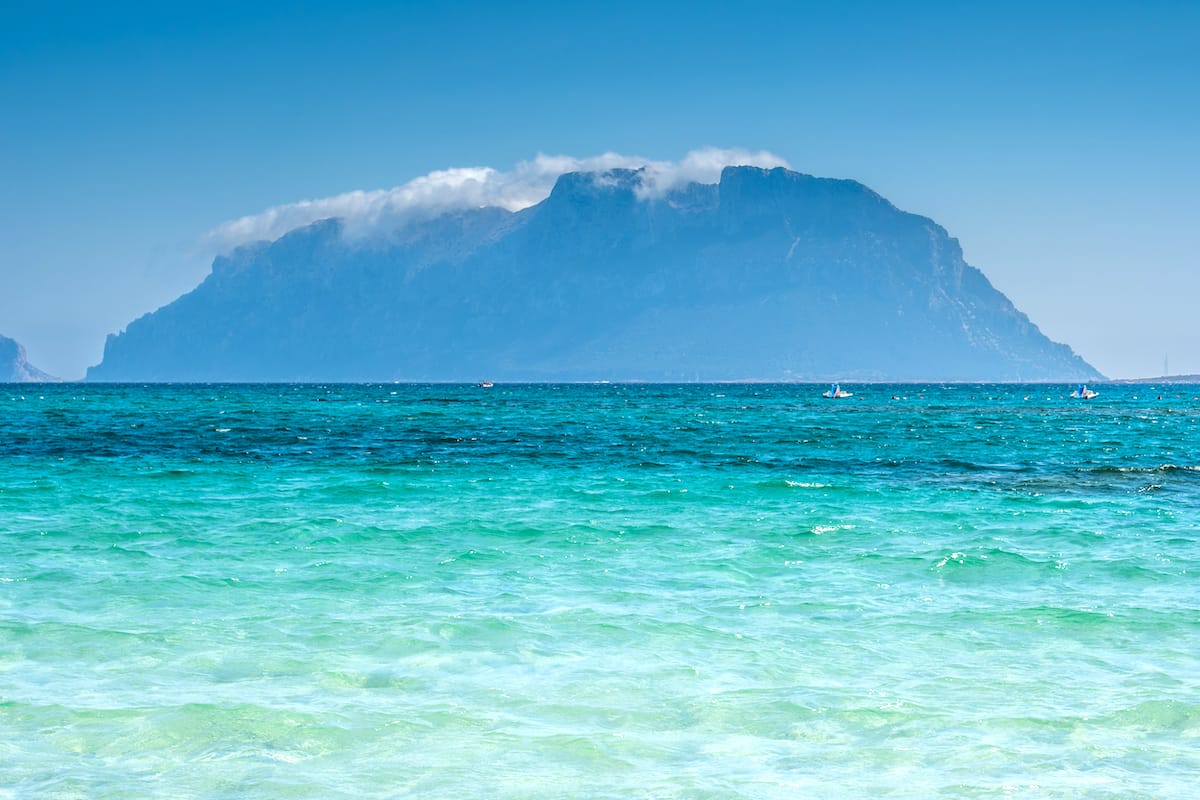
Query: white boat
822 383 853 399
478 380 494 388
1070 384 1098 399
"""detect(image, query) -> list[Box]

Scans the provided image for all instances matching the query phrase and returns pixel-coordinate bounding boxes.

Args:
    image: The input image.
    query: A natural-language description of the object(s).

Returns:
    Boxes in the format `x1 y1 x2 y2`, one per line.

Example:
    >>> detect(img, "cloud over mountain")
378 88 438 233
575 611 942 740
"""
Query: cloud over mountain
204 148 791 252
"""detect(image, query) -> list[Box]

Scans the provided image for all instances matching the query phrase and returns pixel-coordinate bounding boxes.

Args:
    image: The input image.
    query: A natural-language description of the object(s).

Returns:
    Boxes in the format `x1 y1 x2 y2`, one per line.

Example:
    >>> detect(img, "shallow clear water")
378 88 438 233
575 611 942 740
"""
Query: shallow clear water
2 383 1198 798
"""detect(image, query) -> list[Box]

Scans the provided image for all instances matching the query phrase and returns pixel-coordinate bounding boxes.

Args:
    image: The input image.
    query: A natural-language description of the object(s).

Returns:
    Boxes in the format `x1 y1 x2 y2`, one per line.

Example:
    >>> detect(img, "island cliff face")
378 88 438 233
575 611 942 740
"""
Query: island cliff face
1 334 58 382
87 167 1103 382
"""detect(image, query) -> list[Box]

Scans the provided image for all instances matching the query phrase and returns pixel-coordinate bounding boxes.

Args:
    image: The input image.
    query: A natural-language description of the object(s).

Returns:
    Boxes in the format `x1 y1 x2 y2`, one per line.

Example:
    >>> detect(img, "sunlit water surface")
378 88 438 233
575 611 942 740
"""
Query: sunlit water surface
2 383 1198 798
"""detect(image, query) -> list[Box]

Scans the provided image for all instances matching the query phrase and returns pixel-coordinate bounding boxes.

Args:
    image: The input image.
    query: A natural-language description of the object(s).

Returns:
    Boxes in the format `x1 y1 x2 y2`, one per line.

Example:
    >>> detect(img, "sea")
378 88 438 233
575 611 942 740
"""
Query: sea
1 383 1198 799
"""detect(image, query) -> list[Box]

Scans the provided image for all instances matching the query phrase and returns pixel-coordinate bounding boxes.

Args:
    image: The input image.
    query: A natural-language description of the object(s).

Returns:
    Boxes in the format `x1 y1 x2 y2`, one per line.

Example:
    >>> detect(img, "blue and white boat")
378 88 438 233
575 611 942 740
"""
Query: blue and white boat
1070 384 1098 400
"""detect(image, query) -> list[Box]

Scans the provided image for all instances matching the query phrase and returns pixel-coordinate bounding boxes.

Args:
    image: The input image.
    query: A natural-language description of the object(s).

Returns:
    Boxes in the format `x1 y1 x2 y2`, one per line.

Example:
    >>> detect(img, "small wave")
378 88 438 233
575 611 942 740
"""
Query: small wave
934 551 967 568
145 468 198 479
1016 605 1118 626
810 524 852 535
1107 700 1200 732
931 547 1065 578
1081 464 1200 475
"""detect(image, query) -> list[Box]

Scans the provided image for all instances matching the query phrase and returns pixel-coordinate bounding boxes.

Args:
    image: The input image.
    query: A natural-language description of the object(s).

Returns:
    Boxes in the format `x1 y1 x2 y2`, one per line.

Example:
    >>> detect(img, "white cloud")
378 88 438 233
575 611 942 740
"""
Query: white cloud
204 147 791 253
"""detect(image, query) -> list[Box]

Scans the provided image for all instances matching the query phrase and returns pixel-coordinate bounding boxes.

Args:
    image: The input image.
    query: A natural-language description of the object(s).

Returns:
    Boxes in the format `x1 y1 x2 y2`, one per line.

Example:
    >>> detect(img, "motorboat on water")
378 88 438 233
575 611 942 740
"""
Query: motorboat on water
478 380 494 388
822 383 853 399
1070 384 1098 399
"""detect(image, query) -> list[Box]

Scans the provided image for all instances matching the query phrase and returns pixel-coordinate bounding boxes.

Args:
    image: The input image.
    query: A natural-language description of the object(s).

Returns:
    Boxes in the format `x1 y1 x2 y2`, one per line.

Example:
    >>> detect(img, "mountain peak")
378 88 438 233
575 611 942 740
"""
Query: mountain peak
1 334 58 382
717 164 881 203
719 164 797 181
548 168 646 201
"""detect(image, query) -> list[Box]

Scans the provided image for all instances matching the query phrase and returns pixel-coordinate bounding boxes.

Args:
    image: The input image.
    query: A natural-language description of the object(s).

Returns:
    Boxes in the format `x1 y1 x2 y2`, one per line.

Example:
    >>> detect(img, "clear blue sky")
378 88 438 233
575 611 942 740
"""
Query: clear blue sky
2 0 1197 379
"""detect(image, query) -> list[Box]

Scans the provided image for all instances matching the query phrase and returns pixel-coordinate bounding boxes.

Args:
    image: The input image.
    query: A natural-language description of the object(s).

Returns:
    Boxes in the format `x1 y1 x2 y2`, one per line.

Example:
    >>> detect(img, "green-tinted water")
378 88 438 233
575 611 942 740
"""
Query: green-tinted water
2 384 1198 798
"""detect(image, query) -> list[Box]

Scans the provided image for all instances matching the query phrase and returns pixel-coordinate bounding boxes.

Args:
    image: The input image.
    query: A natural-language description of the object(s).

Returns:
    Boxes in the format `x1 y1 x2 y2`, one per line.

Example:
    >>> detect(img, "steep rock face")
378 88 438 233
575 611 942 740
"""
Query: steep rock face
87 166 1102 382
1 334 58 382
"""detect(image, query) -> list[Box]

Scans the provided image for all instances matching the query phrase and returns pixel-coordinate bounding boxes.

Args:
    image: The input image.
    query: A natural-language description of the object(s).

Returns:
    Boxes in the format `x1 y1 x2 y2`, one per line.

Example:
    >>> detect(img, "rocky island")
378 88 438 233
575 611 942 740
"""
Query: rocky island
1 334 58 382
87 166 1102 382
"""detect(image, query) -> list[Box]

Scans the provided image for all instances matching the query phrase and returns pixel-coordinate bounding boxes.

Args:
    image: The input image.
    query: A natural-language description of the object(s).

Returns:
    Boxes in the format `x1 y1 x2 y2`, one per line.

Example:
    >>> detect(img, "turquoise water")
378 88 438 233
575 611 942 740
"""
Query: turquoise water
2 383 1198 799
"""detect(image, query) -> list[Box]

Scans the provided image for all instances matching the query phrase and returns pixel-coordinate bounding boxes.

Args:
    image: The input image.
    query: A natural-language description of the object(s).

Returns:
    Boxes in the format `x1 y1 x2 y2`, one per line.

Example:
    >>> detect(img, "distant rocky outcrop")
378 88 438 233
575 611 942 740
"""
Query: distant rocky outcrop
1 334 58 382
1113 375 1200 384
87 166 1103 382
